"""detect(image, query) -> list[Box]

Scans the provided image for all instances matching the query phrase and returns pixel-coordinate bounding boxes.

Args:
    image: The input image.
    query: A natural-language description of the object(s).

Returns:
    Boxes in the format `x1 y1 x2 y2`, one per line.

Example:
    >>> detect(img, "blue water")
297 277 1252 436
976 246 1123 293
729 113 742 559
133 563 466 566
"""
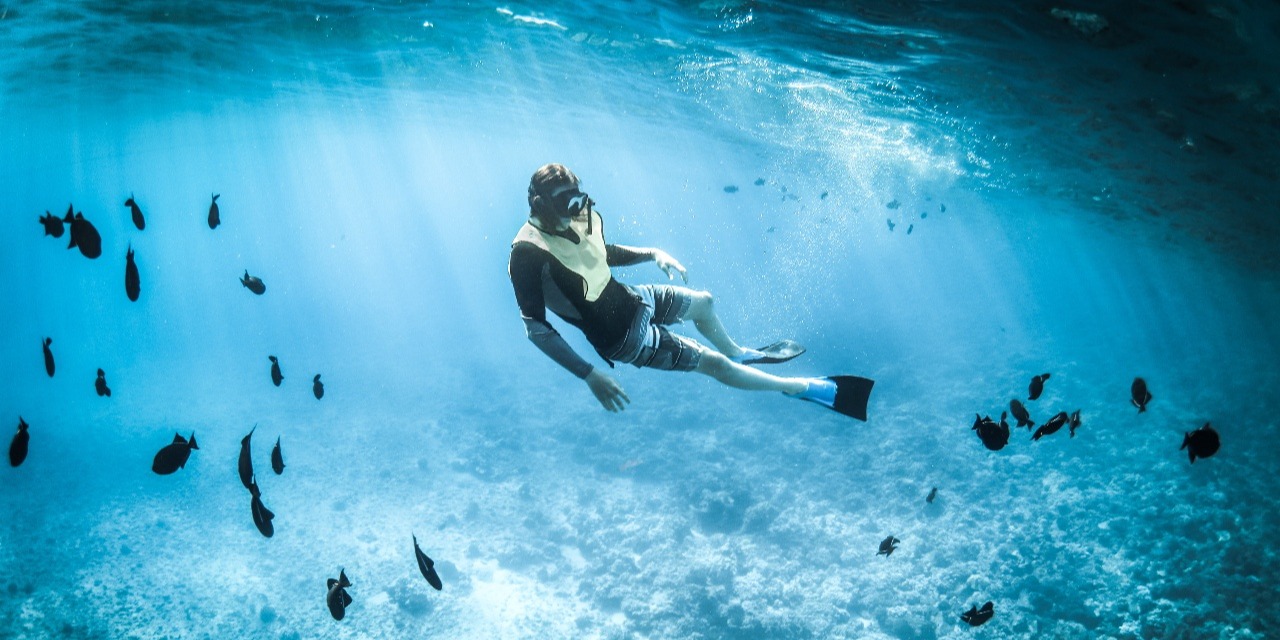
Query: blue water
3 1 1279 638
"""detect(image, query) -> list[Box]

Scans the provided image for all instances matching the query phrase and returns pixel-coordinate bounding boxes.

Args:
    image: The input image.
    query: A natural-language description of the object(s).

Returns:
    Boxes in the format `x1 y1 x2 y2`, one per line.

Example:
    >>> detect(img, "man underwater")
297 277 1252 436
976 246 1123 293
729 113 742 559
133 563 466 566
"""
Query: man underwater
508 163 872 420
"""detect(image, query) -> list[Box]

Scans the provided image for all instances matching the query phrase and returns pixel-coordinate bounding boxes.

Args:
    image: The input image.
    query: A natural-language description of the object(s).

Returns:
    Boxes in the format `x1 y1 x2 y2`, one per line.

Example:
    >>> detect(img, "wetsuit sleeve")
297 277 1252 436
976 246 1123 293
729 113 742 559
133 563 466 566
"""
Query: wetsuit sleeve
510 243 596 379
606 244 653 267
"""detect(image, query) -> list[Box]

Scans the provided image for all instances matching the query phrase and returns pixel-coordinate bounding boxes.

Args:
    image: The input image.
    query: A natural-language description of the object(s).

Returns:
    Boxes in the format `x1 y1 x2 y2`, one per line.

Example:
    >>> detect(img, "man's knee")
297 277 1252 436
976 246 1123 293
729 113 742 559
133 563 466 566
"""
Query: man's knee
687 290 715 321
695 350 732 378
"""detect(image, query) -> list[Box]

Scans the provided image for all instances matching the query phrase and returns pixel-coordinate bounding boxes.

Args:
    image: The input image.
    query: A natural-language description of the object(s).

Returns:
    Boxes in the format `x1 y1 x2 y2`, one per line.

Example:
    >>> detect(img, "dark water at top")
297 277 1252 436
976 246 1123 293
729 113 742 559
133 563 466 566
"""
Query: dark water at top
2 1 1278 638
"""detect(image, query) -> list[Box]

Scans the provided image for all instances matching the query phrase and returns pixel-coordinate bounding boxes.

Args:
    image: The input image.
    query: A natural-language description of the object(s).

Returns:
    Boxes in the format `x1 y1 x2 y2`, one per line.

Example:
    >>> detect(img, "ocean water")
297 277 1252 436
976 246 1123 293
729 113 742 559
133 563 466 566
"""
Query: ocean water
2 1 1278 638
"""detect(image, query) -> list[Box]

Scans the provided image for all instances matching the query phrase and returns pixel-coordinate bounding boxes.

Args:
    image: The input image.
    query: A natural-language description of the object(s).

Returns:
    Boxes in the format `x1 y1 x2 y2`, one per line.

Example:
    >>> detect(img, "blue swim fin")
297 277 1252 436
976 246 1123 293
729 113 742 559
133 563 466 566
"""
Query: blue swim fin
793 375 874 421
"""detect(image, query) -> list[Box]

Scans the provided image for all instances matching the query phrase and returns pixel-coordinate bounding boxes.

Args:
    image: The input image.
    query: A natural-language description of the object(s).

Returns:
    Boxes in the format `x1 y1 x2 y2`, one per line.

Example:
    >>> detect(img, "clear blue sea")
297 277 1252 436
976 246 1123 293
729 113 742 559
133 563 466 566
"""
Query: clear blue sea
2 1 1278 638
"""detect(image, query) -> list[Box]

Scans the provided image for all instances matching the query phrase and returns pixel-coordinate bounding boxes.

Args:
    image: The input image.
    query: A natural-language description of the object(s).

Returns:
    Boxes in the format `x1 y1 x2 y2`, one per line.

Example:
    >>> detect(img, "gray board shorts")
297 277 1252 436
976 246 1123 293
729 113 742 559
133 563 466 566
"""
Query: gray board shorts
605 284 705 372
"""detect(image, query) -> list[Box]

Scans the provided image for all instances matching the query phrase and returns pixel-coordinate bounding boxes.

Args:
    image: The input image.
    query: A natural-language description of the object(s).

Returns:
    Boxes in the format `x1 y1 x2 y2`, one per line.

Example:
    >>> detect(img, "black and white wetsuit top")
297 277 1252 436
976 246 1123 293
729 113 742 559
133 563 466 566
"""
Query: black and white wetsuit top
508 210 650 378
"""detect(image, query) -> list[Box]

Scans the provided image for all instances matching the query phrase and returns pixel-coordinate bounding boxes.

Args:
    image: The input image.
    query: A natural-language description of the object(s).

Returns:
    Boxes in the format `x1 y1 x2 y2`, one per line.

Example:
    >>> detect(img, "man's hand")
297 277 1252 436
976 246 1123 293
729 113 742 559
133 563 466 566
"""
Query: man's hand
585 368 631 412
652 249 688 284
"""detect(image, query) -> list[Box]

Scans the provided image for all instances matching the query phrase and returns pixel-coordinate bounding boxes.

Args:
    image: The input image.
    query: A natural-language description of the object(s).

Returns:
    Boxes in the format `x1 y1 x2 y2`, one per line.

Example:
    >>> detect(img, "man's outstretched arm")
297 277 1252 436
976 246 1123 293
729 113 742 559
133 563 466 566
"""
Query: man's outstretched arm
607 244 687 283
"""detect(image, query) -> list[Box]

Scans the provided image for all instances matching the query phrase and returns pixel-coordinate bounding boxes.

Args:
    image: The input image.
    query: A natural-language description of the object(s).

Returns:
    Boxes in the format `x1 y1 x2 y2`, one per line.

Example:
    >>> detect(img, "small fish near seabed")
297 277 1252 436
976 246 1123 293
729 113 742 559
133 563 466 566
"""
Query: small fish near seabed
42 338 55 377
208 194 221 229
926 487 937 504
1068 410 1082 437
271 437 285 475
1131 377 1153 413
887 219 896 232
248 475 275 538
124 193 145 230
1181 423 1220 463
413 535 443 590
1009 399 1035 429
269 355 284 386
972 413 1010 451
1032 411 1069 441
877 536 900 557
313 374 324 400
960 601 994 627
238 426 256 491
39 211 65 237
241 271 266 295
125 245 141 302
151 433 198 475
64 206 103 259
1028 373 1051 401
327 569 353 620
95 369 112 397
9 417 30 467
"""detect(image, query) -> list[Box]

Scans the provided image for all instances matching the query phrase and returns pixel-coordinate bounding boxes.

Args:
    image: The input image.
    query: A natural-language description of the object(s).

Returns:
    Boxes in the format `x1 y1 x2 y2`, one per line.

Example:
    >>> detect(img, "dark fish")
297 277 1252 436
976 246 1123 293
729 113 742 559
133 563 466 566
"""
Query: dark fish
42 337 55 377
9 417 29 467
920 211 928 219
1181 422 1220 463
926 487 937 504
39 211 65 238
960 601 994 627
723 185 738 193
151 432 198 474
241 270 266 295
271 437 285 475
1032 411 1069 441
886 219 896 231
1028 373 1051 401
877 536 900 557
906 223 914 234
886 199 900 209
1068 410 1082 437
326 569 353 620
125 193 145 230
1009 399 1035 429
413 535 443 590
208 194 220 229
971 413 1009 451
238 426 256 491
940 204 946 213
249 475 275 538
269 355 284 386
313 374 324 400
95 368 111 397
1131 377 1153 413
754 178 765 186
125 245 140 302
64 207 102 259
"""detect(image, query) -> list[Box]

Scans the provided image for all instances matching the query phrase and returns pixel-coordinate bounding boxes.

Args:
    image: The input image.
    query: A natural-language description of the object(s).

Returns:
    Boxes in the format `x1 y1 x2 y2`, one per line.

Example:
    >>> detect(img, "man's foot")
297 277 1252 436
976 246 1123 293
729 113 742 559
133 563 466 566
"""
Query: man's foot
786 378 838 408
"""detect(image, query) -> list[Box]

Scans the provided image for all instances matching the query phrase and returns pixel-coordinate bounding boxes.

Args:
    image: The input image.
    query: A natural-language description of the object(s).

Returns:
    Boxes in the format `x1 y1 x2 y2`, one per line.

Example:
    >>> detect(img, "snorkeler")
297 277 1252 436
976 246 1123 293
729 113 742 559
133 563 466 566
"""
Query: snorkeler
508 163 873 419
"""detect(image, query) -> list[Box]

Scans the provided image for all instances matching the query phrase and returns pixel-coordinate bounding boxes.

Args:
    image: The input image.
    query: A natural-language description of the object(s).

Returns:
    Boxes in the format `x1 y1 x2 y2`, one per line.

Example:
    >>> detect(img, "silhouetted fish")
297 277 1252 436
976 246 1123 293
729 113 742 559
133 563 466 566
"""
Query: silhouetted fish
208 194 220 229
249 475 275 538
1009 399 1035 429
1032 411 1069 441
1068 410 1082 438
152 432 198 474
972 413 1009 451
241 270 266 295
1028 373 1051 401
413 535 443 590
271 437 285 475
886 199 900 209
313 374 324 400
960 601 994 627
1182 422 1220 463
125 245 140 302
64 207 102 259
95 369 111 397
42 338 55 377
906 223 914 234
326 569 353 620
124 193 145 230
39 211 65 238
8 417 29 467
238 426 256 491
269 355 284 386
877 536 900 557
1131 377 1153 413
926 487 937 504
887 219 896 231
